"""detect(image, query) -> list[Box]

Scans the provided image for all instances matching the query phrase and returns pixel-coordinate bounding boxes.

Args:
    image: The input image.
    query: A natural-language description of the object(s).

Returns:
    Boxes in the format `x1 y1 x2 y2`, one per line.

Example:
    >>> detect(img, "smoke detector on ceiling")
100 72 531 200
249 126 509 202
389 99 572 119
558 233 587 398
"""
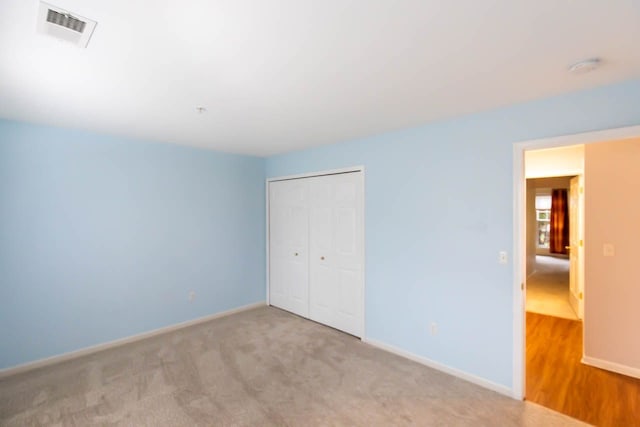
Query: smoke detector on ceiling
37 2 97 48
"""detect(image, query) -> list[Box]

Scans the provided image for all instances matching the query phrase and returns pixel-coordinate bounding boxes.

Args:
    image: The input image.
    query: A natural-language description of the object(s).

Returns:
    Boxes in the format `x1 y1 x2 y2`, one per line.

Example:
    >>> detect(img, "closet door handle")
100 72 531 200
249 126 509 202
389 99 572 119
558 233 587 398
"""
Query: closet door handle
320 256 325 260
294 252 299 256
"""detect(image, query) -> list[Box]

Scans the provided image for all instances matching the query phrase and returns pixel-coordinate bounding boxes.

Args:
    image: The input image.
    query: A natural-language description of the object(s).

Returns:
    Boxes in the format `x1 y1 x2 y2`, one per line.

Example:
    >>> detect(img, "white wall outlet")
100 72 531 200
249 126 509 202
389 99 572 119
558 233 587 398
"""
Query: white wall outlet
603 243 615 257
499 251 508 264
188 291 196 302
430 322 438 336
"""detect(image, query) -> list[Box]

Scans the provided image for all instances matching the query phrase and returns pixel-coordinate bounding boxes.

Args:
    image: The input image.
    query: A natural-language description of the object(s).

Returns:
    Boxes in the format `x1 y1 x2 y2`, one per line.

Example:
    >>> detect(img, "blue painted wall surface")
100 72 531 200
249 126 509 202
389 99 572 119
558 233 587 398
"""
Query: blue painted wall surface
266 79 640 388
2 79 640 385
0 121 266 369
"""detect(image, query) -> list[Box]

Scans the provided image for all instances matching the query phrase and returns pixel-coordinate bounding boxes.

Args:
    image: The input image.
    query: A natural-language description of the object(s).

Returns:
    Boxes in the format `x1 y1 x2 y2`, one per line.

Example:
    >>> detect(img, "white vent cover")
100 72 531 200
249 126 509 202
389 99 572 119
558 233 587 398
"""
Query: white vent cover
37 2 97 48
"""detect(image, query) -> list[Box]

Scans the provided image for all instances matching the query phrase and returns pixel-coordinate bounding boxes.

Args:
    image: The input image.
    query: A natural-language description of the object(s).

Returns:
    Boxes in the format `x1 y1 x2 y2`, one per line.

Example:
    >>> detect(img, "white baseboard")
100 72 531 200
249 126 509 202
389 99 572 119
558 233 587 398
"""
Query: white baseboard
363 338 514 398
0 301 266 379
582 355 640 380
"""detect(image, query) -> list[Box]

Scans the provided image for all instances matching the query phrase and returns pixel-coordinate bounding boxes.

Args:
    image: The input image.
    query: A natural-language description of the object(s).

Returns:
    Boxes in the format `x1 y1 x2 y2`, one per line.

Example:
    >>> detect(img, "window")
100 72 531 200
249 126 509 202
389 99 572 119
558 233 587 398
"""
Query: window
536 195 551 248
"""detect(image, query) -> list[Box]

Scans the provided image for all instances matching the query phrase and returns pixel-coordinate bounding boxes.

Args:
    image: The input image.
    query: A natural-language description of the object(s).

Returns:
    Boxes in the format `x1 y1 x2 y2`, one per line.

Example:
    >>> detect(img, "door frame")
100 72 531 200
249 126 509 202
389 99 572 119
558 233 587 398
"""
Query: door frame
266 166 366 338
568 175 585 320
512 125 640 399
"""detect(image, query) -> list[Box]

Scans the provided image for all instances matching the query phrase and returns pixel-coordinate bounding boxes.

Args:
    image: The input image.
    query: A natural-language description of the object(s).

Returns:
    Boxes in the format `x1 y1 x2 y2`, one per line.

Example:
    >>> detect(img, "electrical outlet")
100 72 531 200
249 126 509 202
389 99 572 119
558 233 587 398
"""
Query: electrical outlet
188 291 195 302
430 322 438 336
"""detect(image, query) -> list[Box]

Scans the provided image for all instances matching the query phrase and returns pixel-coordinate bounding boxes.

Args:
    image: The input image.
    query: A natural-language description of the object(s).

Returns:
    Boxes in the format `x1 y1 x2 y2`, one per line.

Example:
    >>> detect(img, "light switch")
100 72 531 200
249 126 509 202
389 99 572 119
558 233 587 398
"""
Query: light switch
603 243 615 257
499 251 508 264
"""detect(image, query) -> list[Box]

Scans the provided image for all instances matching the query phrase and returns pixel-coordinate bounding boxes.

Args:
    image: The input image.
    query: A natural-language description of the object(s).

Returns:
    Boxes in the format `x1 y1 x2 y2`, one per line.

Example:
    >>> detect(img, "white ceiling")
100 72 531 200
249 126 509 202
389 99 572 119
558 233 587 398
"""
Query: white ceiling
0 1 639 156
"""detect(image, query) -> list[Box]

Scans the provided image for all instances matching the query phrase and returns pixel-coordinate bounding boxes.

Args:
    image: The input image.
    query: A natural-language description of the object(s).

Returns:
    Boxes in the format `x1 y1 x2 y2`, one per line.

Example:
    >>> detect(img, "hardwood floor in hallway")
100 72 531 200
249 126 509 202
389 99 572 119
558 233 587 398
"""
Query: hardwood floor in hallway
526 312 640 426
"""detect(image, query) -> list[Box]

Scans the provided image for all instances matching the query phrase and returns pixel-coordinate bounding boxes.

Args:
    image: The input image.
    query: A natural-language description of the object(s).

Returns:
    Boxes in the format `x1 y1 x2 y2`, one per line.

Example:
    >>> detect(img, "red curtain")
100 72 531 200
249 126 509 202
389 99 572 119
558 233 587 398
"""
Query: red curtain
549 189 569 254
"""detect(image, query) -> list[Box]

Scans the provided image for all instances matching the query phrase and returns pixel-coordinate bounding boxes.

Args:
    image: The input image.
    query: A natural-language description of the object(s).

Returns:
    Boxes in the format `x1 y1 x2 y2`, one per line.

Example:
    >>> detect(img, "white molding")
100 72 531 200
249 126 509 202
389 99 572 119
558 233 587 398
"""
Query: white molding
0 302 265 379
266 165 365 183
512 124 640 399
364 338 514 398
569 292 580 319
582 356 640 380
360 168 367 341
265 179 271 307
514 125 640 150
512 141 526 400
526 168 583 179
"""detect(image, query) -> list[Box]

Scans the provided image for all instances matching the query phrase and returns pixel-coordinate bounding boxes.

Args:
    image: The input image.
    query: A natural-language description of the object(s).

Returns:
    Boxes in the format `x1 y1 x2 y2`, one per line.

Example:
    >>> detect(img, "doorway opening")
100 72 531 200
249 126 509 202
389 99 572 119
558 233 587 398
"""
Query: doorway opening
523 148 584 418
525 176 580 321
514 127 640 426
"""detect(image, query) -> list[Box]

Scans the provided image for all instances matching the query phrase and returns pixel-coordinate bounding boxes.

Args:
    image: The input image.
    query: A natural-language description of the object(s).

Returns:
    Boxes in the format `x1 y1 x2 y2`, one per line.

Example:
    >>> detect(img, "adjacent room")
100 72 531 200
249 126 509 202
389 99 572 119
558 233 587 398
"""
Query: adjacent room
523 142 640 426
1 1 640 426
525 146 584 321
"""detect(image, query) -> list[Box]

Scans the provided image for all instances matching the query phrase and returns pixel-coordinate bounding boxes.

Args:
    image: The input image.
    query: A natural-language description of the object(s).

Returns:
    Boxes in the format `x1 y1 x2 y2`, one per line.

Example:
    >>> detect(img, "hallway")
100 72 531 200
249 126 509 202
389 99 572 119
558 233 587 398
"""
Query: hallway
526 312 640 426
525 256 640 425
526 255 577 320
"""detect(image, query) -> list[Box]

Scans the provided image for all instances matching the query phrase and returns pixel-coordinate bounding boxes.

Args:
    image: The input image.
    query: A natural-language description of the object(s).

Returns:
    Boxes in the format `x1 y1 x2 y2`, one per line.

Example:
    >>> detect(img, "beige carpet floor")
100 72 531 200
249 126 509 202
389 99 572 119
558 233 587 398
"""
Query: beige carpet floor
0 306 587 426
526 255 578 320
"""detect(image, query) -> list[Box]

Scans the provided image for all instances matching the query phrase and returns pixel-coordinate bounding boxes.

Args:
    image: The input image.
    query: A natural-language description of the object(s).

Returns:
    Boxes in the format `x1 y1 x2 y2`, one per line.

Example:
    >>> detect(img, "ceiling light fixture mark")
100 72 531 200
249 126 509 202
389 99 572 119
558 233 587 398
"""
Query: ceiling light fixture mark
568 58 602 75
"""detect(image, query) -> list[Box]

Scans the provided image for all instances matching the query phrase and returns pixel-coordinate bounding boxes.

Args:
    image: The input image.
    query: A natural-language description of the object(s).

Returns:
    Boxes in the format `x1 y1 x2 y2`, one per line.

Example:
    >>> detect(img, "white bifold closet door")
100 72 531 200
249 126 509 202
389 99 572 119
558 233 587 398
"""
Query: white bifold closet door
268 178 310 318
269 171 364 337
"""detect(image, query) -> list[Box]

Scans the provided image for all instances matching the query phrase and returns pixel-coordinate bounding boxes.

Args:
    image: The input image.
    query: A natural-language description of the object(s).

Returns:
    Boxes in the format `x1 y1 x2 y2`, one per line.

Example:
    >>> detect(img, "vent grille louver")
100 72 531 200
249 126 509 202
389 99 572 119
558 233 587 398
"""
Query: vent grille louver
37 2 97 48
46 9 86 33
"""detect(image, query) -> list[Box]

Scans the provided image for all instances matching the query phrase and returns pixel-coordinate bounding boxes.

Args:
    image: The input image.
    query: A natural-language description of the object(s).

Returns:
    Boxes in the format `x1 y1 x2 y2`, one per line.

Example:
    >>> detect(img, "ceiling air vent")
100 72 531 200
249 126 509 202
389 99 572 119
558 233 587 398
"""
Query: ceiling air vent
37 2 97 48
46 9 86 33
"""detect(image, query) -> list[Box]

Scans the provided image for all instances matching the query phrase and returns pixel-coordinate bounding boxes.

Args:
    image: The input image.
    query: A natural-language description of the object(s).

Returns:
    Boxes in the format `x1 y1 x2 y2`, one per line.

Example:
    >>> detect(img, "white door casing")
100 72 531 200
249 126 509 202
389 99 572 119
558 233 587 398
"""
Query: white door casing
568 175 584 319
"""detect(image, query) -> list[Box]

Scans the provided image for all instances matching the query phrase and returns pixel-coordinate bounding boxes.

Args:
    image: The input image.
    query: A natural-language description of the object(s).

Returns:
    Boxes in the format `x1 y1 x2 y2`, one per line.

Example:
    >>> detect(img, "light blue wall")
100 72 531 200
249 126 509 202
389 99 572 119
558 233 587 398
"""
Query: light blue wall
3 79 640 384
0 120 266 369
266 79 640 388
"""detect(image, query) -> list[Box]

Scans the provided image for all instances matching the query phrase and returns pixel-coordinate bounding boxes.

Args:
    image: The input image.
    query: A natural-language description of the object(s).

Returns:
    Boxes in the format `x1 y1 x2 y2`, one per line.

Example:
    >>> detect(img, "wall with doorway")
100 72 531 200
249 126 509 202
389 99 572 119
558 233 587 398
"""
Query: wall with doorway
584 137 640 378
268 80 640 392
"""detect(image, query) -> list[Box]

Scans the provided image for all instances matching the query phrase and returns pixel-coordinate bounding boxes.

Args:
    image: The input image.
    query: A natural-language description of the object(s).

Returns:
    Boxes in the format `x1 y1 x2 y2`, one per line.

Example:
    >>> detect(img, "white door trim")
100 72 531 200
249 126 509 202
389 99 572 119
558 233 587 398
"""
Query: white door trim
266 166 366 339
267 166 365 182
512 125 640 399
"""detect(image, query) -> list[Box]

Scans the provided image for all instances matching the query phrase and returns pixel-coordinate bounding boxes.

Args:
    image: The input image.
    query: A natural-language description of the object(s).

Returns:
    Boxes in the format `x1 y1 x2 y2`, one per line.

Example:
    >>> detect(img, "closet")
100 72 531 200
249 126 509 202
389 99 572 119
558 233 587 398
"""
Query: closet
268 170 364 337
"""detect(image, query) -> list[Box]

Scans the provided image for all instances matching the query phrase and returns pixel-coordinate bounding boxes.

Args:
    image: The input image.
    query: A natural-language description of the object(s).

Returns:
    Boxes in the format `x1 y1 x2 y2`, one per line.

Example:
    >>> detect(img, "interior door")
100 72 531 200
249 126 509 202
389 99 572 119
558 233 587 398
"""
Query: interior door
269 179 309 318
568 175 584 319
308 172 364 337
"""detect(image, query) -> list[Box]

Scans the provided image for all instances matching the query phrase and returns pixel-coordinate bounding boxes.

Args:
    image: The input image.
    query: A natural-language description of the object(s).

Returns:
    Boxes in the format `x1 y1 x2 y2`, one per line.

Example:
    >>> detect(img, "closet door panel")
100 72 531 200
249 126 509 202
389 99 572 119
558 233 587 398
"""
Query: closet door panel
309 173 364 337
332 173 363 336
308 195 334 325
268 179 309 318
268 183 287 309
270 171 363 336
